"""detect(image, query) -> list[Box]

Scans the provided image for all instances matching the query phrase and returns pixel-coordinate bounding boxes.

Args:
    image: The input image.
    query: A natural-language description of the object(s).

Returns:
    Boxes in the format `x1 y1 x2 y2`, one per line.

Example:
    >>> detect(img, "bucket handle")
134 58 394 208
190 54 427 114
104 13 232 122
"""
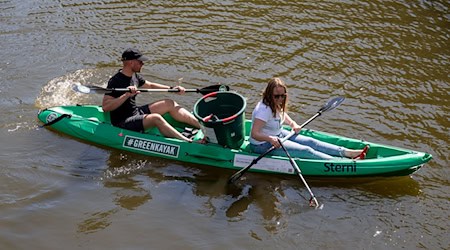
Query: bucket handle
202 113 237 123
221 114 237 123
201 91 218 99
200 91 237 123
202 114 214 122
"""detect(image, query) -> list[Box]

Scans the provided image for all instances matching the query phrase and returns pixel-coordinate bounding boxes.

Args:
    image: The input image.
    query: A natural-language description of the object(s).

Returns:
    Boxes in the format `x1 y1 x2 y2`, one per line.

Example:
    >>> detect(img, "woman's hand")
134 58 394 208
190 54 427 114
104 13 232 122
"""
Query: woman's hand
268 136 281 148
291 123 302 134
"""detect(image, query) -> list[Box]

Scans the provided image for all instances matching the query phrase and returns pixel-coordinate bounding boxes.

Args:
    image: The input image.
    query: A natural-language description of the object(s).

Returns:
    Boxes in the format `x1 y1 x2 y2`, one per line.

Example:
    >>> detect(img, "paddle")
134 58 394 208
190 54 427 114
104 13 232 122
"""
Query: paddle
277 138 319 207
73 83 229 95
228 96 345 184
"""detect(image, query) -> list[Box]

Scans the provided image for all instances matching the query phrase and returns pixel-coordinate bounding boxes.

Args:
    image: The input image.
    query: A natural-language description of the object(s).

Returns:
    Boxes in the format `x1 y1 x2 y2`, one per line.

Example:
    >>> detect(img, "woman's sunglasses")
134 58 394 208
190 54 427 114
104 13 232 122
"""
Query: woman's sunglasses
273 94 287 99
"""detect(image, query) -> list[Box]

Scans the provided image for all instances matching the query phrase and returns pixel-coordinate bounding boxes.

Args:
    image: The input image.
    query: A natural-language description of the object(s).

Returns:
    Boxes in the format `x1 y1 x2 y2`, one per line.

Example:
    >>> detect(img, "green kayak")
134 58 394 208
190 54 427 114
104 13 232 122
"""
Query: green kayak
37 104 432 177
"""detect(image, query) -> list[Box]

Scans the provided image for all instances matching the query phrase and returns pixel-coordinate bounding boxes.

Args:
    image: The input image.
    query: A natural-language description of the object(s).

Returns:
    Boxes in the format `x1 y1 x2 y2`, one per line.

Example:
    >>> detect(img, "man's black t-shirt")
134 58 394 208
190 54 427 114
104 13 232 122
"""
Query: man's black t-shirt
105 70 146 126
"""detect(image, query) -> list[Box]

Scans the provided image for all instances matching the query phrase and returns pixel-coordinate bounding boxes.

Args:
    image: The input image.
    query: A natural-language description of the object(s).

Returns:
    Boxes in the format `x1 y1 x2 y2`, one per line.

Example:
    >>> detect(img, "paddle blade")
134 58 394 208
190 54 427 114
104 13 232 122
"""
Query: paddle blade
72 84 92 94
198 84 230 95
319 96 345 113
73 84 112 94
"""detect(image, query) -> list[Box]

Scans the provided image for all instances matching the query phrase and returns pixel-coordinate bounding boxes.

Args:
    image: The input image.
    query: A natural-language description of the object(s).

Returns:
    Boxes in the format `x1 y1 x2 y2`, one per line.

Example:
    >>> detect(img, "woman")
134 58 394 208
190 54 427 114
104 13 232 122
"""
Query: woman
249 77 368 160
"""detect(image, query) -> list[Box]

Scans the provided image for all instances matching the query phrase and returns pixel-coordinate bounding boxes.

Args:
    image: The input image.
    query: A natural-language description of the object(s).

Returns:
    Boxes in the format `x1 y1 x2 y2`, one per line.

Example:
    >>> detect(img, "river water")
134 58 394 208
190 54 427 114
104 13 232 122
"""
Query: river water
0 1 448 249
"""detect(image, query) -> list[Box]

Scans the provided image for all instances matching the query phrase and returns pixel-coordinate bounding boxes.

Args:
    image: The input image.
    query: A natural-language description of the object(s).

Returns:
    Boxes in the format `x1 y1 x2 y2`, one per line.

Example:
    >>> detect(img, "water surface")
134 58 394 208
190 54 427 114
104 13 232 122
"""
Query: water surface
0 1 448 249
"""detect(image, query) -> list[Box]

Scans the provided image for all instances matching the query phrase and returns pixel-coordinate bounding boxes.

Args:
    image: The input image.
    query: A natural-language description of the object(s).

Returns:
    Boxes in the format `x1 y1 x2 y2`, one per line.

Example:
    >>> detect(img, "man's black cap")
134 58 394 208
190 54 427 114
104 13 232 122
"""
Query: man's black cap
121 48 149 61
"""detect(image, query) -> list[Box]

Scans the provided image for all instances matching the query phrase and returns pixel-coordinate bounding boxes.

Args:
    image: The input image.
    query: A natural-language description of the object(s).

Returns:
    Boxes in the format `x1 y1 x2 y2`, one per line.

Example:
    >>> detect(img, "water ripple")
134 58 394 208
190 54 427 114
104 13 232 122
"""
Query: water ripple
1 0 448 248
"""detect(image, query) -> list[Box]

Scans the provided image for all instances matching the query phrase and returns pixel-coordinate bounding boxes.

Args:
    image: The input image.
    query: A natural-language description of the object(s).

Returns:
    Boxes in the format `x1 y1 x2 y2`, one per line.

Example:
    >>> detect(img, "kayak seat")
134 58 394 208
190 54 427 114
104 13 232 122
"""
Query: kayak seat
239 140 252 152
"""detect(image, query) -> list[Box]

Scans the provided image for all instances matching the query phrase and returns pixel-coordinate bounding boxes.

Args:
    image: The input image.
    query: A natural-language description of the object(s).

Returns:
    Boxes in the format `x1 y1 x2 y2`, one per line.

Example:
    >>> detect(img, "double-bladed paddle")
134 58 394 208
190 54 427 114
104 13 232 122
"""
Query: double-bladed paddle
228 96 345 184
73 83 229 95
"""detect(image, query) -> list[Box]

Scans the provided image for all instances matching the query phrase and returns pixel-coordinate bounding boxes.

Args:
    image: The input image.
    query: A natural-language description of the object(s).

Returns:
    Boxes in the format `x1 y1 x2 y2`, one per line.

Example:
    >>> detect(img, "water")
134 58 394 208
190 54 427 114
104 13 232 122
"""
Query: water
0 1 448 249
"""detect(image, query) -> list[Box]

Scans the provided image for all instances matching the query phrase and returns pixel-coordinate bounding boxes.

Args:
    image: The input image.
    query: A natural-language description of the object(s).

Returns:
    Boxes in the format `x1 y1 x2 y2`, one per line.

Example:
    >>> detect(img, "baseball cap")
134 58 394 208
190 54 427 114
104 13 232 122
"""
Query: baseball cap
121 48 149 61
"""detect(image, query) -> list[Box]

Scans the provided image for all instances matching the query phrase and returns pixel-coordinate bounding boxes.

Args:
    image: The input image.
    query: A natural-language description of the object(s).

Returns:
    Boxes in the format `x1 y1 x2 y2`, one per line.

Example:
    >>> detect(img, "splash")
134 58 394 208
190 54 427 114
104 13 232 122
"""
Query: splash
35 69 106 109
101 159 149 179
373 230 382 237
7 123 24 132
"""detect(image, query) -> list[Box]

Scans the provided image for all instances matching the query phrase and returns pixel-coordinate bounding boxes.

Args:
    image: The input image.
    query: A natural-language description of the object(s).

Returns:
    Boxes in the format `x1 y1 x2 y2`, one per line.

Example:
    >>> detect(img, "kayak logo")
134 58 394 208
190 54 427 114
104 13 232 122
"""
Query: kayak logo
46 113 59 124
324 162 356 172
123 136 179 158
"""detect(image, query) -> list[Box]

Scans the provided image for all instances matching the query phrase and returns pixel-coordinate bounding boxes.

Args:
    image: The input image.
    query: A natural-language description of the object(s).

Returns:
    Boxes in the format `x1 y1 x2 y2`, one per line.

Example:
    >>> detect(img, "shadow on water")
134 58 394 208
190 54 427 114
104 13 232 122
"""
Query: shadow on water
75 149 293 232
218 172 422 220
103 156 152 211
306 175 422 198
76 150 153 234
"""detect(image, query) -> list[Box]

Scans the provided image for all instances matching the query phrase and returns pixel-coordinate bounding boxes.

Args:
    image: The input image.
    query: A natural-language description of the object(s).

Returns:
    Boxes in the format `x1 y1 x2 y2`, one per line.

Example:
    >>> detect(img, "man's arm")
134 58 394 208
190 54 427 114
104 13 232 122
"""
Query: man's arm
102 87 138 112
142 80 186 94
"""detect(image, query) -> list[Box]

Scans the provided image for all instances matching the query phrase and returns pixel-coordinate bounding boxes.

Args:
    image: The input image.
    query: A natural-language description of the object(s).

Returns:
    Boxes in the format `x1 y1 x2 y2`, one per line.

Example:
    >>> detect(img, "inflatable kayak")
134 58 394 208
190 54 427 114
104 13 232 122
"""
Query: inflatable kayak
37 104 432 177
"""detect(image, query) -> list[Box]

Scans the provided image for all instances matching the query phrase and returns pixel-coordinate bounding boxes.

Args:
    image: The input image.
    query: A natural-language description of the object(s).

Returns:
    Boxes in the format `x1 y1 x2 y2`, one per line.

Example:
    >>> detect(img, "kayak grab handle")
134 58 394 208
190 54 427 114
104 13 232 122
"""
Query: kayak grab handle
39 112 72 128
422 153 432 162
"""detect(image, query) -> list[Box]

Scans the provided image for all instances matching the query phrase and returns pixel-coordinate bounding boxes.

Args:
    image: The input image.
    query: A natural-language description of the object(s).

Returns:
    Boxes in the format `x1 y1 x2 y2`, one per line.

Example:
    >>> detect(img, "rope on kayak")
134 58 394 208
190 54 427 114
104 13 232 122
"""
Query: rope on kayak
39 113 71 128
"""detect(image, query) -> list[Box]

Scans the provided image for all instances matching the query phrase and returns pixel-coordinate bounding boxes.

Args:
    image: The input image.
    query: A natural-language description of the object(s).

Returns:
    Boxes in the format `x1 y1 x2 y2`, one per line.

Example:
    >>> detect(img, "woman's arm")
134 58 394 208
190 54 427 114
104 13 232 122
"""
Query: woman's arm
283 113 302 133
251 118 281 148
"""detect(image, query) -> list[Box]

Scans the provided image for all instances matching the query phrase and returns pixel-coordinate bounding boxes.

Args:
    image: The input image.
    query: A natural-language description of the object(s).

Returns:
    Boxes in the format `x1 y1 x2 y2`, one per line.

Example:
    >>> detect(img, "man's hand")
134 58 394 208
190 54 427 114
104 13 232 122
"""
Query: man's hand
126 86 140 97
172 85 186 94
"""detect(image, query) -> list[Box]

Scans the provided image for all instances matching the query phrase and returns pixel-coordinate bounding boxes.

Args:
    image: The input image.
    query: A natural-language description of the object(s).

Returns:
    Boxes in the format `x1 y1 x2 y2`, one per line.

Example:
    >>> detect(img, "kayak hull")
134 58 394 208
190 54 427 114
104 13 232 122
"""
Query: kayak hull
37 105 432 177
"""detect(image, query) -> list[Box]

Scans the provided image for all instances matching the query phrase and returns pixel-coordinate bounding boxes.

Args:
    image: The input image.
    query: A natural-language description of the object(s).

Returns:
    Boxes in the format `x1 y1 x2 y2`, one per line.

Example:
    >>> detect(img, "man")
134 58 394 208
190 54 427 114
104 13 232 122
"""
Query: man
102 48 200 142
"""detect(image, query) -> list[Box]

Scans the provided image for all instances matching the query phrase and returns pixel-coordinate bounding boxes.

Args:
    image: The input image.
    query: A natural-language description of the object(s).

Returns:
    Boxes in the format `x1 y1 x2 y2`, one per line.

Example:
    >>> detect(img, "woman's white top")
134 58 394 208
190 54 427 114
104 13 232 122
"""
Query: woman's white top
249 101 285 145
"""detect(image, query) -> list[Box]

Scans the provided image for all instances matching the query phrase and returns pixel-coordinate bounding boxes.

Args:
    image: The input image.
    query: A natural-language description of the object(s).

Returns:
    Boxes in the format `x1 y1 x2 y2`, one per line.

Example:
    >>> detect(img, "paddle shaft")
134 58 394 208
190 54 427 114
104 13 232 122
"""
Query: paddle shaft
93 87 200 93
278 138 319 207
74 84 229 95
227 111 323 184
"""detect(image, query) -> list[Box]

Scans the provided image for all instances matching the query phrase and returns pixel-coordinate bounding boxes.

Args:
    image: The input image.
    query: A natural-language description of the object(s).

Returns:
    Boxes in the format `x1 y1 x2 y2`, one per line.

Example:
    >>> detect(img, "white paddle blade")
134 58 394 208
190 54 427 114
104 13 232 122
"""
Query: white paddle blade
72 83 92 94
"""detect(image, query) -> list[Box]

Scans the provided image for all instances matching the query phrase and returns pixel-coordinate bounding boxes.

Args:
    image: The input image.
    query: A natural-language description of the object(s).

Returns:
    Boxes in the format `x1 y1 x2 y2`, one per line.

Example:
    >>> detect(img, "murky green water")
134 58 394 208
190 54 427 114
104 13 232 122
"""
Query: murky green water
1 1 448 249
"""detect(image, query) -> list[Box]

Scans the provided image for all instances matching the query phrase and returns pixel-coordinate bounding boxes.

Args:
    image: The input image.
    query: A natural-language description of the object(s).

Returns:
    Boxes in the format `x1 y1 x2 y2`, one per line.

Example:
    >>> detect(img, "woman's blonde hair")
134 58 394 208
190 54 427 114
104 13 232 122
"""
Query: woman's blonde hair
262 77 288 117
